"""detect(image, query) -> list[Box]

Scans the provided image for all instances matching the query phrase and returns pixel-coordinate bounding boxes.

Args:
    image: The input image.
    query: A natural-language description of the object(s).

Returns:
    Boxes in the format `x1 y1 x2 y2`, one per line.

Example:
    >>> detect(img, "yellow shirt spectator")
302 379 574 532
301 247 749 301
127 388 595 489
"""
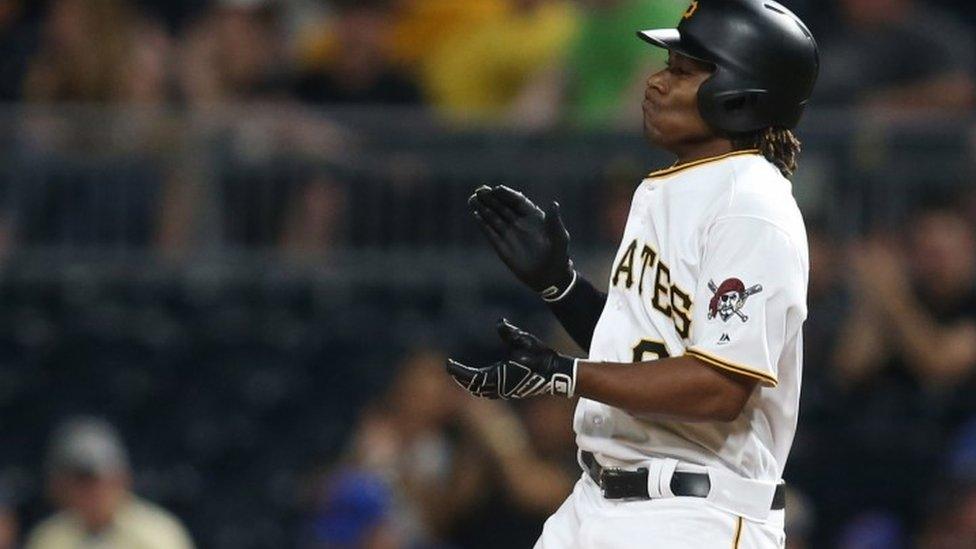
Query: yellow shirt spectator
392 0 511 69
424 0 579 122
298 0 510 72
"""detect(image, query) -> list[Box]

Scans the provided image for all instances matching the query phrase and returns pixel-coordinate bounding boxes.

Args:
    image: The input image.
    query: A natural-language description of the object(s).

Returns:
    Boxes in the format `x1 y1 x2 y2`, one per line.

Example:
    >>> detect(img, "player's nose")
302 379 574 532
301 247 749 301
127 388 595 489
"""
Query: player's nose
647 71 668 97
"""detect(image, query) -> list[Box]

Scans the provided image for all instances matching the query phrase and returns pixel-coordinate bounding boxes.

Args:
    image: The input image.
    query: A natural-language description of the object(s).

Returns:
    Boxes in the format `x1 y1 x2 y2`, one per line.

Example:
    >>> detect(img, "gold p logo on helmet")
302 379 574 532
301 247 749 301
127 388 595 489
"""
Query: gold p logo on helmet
683 0 699 19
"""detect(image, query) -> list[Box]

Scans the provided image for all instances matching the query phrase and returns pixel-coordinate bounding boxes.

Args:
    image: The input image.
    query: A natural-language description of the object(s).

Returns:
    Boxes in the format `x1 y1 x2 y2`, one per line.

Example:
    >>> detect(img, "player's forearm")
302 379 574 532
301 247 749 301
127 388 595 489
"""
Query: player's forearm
546 273 607 351
575 356 756 422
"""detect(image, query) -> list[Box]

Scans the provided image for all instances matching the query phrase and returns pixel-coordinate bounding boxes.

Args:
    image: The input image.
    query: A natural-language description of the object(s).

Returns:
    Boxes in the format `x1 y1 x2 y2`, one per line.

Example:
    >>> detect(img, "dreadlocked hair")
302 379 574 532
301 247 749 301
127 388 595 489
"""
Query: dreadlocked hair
731 127 802 178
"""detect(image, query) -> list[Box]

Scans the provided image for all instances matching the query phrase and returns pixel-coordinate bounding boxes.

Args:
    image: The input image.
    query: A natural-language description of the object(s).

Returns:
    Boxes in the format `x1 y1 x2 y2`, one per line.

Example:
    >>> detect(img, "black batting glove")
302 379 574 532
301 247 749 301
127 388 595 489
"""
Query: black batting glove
446 319 578 400
468 185 576 301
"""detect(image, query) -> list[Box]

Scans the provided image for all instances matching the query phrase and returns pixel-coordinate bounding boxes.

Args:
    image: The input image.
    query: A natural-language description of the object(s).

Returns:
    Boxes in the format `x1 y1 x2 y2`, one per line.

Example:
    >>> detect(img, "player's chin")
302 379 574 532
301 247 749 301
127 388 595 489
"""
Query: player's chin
642 106 666 146
642 118 665 147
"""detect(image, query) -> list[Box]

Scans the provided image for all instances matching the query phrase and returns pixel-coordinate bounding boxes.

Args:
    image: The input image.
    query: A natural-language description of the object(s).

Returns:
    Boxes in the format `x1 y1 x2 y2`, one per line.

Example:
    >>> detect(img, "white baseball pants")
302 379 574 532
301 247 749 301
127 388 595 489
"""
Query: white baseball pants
534 475 786 549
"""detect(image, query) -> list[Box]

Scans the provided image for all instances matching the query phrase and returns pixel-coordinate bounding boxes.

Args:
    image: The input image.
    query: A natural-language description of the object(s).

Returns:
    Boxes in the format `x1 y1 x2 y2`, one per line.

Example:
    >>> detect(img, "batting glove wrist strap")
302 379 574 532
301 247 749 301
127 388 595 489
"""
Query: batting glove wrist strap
540 269 578 303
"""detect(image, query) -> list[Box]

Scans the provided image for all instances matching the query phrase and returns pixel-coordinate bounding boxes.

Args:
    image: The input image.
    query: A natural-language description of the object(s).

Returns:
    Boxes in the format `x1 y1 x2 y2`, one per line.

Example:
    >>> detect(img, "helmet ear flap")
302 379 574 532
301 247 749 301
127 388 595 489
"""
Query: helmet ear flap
697 67 771 134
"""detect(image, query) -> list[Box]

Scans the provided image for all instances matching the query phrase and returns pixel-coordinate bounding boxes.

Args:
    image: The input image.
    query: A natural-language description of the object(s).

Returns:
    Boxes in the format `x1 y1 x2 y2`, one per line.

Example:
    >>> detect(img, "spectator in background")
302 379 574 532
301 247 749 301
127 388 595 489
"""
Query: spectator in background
174 0 352 258
387 0 509 72
279 174 348 257
816 0 975 111
17 0 173 175
422 0 579 126
23 0 171 104
826 203 976 538
179 0 290 105
294 0 421 106
835 204 976 391
340 348 471 544
836 512 907 549
303 471 401 549
447 398 576 548
328 347 577 547
25 417 194 549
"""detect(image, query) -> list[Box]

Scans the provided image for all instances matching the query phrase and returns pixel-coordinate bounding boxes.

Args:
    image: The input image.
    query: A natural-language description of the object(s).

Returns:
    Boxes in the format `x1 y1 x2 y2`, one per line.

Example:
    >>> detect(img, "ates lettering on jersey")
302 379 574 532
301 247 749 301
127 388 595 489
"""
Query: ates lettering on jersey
611 238 693 339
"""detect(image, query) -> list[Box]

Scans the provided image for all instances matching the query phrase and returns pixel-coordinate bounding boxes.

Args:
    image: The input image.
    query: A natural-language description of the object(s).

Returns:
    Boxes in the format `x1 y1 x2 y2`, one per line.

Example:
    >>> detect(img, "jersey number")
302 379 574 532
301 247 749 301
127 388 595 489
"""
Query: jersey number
632 339 670 362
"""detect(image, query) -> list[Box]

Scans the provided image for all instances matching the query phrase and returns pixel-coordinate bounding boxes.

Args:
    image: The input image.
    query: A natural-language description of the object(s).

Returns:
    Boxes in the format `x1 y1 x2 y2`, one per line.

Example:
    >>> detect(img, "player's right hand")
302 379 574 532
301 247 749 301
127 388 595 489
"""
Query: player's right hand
468 185 575 299
446 319 577 400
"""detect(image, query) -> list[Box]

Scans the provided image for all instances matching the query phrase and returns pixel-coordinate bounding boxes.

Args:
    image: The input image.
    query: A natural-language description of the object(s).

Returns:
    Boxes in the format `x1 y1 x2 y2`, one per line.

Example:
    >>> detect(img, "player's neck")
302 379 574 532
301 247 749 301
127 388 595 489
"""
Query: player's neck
671 139 735 167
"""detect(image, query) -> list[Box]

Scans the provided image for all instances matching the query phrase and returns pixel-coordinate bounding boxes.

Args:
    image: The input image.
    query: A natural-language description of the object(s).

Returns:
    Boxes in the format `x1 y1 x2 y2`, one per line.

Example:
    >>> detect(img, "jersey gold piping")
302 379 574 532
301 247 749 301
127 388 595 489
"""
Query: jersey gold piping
647 150 761 179
731 516 743 549
685 347 779 387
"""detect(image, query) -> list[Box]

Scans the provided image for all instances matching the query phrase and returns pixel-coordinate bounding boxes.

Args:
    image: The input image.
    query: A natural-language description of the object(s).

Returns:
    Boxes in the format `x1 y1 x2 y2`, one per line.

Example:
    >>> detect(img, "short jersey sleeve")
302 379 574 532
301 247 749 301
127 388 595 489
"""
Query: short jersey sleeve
685 216 806 387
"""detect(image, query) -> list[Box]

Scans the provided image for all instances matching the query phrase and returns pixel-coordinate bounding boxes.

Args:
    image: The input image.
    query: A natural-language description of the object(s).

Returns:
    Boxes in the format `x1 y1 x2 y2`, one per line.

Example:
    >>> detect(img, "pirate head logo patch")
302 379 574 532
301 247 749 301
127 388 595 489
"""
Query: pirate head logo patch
708 278 762 323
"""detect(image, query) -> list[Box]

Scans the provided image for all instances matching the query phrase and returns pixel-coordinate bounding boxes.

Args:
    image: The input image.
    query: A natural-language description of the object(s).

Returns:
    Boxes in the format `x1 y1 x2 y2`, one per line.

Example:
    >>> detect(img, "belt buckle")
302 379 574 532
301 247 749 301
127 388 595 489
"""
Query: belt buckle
600 467 648 500
598 467 620 497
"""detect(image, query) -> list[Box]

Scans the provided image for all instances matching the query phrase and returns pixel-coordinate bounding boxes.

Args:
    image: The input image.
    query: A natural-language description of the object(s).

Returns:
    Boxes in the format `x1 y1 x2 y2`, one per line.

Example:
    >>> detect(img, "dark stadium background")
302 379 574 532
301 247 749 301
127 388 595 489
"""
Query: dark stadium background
1 0 976 547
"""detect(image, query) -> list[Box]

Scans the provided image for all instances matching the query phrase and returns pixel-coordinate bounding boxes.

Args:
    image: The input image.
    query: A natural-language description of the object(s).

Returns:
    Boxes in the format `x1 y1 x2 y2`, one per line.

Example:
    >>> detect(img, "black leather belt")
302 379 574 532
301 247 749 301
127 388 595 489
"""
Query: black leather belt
581 451 785 510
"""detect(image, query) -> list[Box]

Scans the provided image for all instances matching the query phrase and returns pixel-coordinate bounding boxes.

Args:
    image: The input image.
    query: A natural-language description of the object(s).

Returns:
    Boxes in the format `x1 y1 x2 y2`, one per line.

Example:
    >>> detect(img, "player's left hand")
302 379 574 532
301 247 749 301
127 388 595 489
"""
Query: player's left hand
468 185 575 298
446 319 577 400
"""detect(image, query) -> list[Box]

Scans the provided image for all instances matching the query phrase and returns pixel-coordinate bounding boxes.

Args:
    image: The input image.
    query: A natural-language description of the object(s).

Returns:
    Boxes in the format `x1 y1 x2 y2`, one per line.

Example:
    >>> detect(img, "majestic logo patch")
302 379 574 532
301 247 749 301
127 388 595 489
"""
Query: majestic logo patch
707 278 762 323
683 0 699 20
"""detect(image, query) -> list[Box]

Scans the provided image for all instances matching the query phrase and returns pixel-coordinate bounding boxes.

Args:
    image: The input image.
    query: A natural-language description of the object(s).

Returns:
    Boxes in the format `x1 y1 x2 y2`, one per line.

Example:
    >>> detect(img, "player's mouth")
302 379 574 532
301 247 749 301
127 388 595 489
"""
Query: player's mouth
643 97 660 118
642 95 664 138
643 92 661 112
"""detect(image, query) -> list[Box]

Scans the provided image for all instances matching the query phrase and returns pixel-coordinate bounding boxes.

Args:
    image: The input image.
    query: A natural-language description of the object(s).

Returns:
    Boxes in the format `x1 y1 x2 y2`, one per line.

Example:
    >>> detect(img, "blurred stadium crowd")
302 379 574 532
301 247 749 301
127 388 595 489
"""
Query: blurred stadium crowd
1 0 975 117
0 0 976 548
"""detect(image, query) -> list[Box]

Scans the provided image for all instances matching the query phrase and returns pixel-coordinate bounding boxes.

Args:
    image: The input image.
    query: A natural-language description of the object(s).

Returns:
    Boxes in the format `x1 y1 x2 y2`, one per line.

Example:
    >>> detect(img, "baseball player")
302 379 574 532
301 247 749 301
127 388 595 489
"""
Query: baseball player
446 0 819 547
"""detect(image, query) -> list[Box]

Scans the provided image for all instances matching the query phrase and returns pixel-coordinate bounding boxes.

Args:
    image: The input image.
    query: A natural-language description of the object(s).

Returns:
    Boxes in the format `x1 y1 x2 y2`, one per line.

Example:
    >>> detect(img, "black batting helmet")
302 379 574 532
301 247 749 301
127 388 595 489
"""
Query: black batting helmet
638 0 819 134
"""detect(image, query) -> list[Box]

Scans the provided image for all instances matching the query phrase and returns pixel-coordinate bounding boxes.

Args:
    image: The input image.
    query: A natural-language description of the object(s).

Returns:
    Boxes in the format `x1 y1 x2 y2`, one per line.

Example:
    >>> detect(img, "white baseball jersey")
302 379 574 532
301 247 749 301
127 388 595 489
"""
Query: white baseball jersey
575 149 808 484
